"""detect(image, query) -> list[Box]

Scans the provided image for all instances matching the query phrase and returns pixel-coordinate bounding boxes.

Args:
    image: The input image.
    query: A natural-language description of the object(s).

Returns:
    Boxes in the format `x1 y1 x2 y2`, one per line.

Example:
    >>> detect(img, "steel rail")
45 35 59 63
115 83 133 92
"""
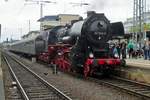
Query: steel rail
8 53 72 100
88 76 150 100
4 56 30 100
112 76 150 87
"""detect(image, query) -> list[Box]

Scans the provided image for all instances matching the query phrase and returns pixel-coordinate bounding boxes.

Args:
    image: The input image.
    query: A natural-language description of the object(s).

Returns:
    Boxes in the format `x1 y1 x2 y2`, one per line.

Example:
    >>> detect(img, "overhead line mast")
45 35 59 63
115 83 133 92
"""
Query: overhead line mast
133 0 146 44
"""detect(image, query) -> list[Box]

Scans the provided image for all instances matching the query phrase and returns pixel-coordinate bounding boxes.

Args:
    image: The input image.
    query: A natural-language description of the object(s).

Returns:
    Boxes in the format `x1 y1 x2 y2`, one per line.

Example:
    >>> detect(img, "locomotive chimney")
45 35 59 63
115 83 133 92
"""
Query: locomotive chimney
87 11 96 17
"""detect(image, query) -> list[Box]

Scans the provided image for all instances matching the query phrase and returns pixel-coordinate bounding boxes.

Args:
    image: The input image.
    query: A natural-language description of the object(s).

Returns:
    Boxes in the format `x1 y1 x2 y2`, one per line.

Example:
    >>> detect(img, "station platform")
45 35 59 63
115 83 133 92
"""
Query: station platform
125 58 150 69
0 52 5 100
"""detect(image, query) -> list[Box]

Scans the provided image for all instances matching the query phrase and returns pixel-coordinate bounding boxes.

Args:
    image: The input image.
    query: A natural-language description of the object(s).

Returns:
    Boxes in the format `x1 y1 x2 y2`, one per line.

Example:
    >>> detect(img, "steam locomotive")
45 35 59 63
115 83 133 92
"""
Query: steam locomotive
9 11 125 77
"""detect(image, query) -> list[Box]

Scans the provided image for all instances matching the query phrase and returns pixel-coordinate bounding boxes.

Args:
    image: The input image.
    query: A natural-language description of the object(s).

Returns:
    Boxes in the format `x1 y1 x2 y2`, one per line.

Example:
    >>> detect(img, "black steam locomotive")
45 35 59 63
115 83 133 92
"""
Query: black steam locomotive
46 11 125 76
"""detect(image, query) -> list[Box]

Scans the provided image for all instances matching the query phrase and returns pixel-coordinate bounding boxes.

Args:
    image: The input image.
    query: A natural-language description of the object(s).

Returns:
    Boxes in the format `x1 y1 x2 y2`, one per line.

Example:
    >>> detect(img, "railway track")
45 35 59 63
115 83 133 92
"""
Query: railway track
3 54 72 100
1 55 23 100
87 76 150 100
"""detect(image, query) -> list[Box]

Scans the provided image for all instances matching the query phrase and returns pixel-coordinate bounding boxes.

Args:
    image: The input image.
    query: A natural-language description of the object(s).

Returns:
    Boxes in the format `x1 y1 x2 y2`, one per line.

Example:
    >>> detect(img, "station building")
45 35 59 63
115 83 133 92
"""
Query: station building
38 14 82 30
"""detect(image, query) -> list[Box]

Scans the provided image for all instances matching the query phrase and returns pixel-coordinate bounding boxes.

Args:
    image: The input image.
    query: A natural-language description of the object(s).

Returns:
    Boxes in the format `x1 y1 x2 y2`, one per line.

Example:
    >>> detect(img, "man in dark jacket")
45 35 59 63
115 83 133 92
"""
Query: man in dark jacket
148 42 150 60
116 44 121 59
143 41 150 60
121 42 126 59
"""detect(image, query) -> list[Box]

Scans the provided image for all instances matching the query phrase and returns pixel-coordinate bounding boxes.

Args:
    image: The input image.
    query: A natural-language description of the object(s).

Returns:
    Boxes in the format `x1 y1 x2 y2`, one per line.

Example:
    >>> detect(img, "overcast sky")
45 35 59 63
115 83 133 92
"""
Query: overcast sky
0 0 149 42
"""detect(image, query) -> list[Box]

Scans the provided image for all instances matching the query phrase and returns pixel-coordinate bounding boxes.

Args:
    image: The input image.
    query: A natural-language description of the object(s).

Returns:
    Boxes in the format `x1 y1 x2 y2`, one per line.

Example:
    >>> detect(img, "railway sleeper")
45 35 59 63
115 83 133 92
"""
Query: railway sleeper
26 90 50 93
29 95 59 99
28 92 53 95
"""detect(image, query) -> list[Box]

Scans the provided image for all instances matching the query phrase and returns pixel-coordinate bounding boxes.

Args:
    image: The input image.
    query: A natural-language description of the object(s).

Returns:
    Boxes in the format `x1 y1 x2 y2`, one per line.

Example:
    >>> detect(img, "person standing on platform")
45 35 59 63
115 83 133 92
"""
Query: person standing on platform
121 42 126 59
112 45 118 58
143 41 149 60
127 41 134 58
116 44 121 59
148 41 150 60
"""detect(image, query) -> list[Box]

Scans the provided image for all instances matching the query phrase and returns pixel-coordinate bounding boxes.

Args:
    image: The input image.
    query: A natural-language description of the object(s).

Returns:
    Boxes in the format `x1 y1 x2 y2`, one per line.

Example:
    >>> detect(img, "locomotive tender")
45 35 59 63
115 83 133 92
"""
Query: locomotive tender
9 11 125 77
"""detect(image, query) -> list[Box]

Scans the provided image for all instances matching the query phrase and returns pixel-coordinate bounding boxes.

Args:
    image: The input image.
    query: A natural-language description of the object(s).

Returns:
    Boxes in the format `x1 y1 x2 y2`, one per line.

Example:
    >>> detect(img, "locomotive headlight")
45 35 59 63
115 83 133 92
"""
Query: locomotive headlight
58 52 62 56
114 53 119 58
89 53 94 58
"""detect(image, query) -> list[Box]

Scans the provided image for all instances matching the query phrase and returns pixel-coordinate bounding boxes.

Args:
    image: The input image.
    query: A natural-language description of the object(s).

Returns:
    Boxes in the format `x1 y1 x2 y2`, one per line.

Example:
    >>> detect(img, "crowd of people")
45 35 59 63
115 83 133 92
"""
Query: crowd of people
111 40 150 60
